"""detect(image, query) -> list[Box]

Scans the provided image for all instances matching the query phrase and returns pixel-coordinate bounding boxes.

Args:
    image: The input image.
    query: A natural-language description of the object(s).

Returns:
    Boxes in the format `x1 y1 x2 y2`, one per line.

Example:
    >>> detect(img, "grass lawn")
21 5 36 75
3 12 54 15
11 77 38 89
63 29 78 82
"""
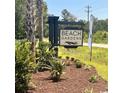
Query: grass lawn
58 46 108 81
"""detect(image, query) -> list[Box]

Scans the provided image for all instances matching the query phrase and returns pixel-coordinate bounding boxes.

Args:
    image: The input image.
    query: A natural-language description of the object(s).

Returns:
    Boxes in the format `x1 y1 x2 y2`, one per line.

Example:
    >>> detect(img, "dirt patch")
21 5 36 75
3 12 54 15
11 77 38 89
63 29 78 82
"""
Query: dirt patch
27 64 107 93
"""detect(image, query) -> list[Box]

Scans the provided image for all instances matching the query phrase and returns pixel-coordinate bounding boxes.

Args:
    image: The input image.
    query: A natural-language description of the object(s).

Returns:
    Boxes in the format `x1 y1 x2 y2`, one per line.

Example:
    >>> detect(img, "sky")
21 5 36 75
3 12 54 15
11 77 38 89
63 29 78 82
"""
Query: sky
45 0 108 20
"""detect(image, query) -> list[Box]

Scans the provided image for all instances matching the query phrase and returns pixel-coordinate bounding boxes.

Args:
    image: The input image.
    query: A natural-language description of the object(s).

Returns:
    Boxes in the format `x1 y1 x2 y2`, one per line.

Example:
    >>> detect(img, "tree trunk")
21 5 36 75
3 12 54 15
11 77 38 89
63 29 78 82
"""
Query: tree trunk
26 0 36 63
37 0 43 41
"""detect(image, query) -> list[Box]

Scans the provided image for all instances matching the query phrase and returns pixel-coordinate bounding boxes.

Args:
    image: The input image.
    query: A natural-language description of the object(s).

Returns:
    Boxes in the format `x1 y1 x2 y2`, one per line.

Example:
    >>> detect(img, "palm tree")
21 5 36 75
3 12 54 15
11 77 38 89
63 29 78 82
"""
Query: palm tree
37 0 44 41
25 0 35 62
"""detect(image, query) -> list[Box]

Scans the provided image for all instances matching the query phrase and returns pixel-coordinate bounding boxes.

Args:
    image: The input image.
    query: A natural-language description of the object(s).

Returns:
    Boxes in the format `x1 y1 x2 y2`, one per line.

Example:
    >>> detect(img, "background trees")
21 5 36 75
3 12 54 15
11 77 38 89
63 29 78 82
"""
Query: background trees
35 0 48 39
93 18 108 32
61 9 77 22
15 0 108 43
15 0 26 39
15 0 48 39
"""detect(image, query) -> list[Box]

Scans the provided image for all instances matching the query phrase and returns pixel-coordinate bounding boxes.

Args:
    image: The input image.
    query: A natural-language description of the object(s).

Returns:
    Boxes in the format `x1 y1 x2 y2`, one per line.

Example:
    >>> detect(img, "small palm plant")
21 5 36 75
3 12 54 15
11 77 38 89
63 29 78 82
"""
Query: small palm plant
84 65 92 70
75 59 82 68
43 60 65 82
83 87 93 93
89 75 98 83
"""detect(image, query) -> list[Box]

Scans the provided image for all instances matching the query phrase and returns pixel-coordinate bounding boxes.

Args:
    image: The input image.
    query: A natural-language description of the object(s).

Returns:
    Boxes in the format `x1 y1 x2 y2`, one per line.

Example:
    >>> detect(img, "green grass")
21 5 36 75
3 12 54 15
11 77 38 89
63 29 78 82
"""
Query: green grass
58 46 108 81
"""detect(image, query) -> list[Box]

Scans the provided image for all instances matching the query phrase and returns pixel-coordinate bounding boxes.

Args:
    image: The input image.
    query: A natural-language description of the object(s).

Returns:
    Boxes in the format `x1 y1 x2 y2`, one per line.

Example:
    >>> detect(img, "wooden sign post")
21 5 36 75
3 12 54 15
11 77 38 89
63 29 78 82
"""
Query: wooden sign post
48 16 59 57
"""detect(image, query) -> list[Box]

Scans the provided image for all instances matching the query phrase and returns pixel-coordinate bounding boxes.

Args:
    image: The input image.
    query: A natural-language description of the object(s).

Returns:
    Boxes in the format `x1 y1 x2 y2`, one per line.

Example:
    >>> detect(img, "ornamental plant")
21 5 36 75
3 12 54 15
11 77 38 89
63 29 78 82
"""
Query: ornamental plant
65 56 71 66
15 40 36 93
75 59 82 68
83 87 93 93
43 60 65 82
89 75 98 83
84 65 92 71
36 41 55 71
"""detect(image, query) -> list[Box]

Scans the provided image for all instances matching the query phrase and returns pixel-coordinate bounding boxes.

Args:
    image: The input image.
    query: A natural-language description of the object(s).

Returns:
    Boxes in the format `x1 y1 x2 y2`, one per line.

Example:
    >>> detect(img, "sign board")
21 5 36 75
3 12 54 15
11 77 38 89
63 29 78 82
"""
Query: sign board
60 29 83 46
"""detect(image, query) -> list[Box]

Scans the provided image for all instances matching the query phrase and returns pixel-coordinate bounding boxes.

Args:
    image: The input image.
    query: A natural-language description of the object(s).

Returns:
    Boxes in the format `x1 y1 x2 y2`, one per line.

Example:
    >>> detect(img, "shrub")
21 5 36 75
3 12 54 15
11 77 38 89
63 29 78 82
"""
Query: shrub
43 60 65 82
75 59 82 68
83 31 88 42
15 40 36 93
83 87 93 93
84 65 92 70
58 56 62 59
70 57 75 62
36 41 55 71
89 75 97 83
66 56 69 60
83 31 108 44
65 56 71 66
92 31 108 44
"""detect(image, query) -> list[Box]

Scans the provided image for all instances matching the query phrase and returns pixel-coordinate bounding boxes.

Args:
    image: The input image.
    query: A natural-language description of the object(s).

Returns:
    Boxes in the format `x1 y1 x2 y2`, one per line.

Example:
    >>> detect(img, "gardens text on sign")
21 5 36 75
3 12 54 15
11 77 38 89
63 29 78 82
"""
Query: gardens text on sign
60 30 83 46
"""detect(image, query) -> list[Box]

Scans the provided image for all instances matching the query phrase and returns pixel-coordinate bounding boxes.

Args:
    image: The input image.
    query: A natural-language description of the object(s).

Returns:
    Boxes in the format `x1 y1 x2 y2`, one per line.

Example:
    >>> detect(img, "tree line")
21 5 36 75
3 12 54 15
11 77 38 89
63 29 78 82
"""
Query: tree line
15 1 108 39
15 0 48 39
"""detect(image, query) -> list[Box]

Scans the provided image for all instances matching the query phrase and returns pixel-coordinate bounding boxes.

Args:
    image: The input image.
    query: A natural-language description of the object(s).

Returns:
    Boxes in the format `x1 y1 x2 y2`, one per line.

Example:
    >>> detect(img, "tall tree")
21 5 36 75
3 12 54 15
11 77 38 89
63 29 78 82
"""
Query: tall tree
15 0 48 39
42 2 48 38
93 18 108 32
25 0 36 62
35 0 48 39
15 0 26 39
61 9 77 22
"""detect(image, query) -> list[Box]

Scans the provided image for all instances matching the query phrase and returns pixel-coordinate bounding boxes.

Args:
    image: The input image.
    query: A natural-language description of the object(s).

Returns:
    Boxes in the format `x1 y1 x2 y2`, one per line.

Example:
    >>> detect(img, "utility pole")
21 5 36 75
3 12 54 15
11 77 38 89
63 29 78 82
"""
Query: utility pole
85 5 92 32
85 5 93 61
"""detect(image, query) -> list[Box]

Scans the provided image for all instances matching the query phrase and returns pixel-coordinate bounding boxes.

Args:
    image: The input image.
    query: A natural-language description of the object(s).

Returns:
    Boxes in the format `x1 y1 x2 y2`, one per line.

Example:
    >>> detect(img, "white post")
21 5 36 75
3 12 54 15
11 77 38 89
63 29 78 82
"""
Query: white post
88 15 94 61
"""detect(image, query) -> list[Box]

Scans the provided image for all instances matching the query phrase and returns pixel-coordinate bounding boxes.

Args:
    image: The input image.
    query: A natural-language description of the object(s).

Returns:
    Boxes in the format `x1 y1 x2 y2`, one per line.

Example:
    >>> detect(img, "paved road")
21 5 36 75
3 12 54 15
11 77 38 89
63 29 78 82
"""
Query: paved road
83 43 108 48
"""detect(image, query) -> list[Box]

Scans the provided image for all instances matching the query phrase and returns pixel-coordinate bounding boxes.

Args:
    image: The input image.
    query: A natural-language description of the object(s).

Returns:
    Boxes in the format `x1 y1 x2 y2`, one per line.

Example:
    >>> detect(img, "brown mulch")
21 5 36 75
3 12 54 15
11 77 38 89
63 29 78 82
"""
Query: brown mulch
27 64 107 93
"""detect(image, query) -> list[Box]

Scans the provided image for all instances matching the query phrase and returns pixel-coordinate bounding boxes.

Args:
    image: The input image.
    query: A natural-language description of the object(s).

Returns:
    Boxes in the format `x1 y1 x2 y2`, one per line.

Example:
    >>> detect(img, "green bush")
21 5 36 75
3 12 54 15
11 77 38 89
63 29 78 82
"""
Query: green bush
84 65 92 70
84 87 93 93
65 56 71 66
15 40 36 93
75 59 82 68
89 75 98 83
83 31 88 42
93 31 108 44
83 31 108 44
43 60 65 82
36 41 56 71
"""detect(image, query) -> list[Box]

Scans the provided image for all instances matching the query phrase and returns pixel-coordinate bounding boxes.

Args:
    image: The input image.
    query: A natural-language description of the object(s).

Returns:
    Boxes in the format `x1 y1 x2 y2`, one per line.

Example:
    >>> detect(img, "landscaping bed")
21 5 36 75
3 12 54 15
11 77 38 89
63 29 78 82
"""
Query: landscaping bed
27 64 107 93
